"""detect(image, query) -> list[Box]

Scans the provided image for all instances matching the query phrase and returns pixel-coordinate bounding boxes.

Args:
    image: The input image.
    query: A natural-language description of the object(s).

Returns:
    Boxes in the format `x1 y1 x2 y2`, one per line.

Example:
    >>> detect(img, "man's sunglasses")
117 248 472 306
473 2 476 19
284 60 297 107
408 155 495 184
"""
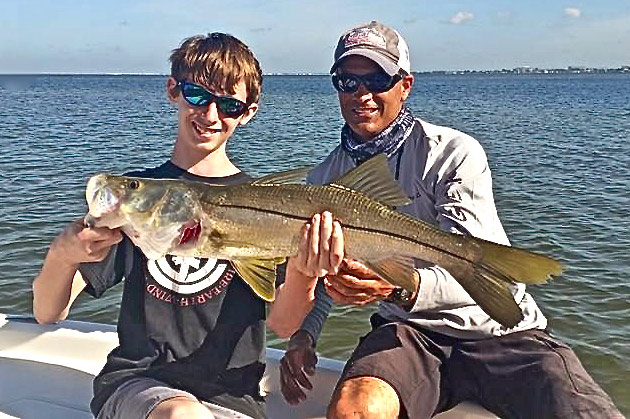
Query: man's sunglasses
178 81 248 118
331 72 403 94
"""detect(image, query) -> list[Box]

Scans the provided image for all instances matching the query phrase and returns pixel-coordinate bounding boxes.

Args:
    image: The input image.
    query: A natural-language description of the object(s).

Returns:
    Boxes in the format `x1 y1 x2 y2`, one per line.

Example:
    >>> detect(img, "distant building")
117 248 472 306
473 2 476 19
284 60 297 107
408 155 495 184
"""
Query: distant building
414 65 630 76
514 66 534 74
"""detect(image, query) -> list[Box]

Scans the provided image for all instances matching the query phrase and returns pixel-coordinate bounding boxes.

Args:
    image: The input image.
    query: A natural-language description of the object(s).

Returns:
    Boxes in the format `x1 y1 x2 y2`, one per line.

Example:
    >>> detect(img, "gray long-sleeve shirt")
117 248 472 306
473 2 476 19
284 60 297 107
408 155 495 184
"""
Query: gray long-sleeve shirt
300 118 547 341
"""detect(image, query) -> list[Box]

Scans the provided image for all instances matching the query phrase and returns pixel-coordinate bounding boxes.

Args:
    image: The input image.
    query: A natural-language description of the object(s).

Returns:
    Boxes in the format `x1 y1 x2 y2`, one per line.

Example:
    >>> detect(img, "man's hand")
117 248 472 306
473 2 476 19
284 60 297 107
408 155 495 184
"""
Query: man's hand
324 260 396 306
279 330 318 405
50 218 123 267
289 211 344 279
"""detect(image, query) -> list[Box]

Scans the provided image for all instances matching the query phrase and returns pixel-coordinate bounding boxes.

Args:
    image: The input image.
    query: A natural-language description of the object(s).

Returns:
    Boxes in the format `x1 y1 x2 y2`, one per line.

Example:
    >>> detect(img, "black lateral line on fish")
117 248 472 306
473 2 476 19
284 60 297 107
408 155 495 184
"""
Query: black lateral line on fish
219 203 515 282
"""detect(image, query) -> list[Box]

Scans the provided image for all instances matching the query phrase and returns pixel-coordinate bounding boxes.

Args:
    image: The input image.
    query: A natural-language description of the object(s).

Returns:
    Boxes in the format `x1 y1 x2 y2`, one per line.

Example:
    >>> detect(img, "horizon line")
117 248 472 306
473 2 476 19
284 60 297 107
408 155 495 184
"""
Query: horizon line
1 65 629 77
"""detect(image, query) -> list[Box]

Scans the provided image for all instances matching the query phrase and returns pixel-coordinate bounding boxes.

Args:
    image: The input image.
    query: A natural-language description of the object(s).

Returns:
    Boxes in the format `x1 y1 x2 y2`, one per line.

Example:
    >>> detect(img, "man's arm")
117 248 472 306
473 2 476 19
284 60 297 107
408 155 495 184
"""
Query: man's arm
32 219 122 324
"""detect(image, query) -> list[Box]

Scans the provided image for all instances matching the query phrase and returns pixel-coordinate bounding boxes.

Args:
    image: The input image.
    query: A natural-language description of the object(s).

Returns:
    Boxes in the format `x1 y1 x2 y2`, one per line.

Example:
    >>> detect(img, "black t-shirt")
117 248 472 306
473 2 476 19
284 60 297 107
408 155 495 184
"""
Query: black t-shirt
80 161 266 418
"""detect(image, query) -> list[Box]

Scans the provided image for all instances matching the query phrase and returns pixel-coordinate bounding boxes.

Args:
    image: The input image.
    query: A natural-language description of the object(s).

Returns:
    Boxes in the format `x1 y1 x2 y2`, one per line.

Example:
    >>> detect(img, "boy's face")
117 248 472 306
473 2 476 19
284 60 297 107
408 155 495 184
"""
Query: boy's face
167 77 258 156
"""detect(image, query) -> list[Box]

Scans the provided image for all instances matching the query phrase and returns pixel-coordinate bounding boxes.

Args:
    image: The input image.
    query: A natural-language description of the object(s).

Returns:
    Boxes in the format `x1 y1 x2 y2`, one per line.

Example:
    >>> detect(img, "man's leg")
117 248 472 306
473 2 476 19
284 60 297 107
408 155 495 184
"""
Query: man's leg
327 315 456 419
328 376 400 418
447 329 623 419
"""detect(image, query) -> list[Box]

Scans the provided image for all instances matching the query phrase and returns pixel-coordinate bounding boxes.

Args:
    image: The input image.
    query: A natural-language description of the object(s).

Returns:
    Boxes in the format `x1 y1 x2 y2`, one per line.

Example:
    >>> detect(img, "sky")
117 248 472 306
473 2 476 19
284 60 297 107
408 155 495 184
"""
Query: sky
1 0 629 74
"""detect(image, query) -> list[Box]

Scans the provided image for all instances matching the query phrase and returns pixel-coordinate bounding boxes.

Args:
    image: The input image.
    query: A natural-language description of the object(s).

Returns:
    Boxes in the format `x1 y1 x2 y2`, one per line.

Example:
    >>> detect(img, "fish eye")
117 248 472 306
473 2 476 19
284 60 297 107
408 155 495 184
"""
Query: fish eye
128 180 140 190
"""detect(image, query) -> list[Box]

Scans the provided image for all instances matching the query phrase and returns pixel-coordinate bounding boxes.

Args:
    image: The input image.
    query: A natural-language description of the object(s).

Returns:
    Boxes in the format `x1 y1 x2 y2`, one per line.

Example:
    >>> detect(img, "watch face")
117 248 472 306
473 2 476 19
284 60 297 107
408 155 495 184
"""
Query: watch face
384 287 414 308
398 288 412 303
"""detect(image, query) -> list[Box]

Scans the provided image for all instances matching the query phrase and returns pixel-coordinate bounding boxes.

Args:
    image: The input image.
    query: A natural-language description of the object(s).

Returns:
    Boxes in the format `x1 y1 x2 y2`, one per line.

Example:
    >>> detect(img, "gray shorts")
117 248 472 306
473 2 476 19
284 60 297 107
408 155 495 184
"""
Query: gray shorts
96 376 255 419
338 314 622 419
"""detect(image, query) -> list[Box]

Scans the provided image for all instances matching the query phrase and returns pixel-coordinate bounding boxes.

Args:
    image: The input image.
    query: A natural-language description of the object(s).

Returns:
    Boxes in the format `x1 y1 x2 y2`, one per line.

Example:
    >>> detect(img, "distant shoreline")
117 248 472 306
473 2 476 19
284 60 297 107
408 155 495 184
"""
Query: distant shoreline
1 66 629 77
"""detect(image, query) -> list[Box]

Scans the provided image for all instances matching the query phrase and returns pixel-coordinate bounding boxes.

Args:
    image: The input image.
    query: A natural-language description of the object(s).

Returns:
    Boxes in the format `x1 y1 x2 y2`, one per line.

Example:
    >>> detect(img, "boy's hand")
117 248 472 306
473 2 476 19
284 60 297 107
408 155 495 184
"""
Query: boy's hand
279 330 318 405
324 260 396 306
289 211 344 278
50 218 123 267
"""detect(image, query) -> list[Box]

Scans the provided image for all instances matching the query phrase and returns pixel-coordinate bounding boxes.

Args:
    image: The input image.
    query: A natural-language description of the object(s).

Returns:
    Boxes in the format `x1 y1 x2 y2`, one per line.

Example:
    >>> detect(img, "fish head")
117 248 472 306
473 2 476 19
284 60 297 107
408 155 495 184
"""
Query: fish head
85 174 204 258
86 174 170 225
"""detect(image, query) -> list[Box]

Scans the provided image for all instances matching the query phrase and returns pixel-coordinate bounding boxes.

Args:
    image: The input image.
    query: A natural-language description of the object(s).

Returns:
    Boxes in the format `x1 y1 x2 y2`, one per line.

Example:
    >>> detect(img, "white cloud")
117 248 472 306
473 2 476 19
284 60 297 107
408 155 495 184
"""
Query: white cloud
564 8 581 18
449 11 474 25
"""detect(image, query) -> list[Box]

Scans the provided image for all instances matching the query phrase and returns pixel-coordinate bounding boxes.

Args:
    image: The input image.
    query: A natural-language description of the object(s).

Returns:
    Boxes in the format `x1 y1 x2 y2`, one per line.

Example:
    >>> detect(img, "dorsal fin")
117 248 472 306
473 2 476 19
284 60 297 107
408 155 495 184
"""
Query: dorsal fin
252 167 312 185
332 154 411 207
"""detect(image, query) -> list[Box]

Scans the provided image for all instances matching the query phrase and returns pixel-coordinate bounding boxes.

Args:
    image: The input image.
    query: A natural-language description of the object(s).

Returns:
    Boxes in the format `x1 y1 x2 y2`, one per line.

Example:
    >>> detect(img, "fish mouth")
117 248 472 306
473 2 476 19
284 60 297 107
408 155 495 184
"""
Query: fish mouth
86 175 121 219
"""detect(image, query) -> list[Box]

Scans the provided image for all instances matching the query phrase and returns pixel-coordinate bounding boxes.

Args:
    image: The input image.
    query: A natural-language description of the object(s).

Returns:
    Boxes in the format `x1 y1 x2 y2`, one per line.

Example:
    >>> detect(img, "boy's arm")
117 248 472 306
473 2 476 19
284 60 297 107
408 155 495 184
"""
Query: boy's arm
32 219 122 324
267 212 343 339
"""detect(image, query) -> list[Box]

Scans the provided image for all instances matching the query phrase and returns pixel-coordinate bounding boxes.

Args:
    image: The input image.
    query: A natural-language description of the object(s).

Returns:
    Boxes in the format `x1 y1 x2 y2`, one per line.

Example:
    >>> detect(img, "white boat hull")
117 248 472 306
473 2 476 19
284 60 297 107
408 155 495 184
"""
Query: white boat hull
0 314 496 418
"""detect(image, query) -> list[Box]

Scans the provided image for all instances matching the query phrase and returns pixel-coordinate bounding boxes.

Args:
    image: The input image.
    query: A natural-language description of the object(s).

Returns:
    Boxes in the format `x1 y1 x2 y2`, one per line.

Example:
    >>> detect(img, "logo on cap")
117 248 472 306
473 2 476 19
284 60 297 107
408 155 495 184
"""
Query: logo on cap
344 28 387 50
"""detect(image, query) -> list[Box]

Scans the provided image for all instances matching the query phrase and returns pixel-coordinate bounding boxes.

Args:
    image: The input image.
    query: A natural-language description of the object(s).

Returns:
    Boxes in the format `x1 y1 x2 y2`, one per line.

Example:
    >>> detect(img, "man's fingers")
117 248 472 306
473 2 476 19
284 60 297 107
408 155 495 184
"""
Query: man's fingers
280 358 306 405
285 351 314 389
326 274 382 294
324 279 380 306
293 365 313 390
304 351 318 375
340 259 379 278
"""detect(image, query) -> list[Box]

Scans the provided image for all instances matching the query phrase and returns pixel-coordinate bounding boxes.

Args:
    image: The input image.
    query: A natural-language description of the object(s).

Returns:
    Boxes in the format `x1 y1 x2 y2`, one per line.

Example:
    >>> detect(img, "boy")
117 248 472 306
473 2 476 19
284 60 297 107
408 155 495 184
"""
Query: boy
32 33 326 419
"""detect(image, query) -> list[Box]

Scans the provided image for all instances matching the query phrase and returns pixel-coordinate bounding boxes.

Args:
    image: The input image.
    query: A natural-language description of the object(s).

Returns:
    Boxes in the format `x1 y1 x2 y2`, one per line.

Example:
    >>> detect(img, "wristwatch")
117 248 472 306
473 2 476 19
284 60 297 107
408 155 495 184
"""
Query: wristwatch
384 287 415 307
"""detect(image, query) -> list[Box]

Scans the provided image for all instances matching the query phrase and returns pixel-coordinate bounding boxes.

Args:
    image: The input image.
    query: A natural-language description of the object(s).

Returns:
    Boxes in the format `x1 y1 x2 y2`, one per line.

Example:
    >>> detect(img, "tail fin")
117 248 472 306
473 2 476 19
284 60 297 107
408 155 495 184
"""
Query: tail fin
466 270 524 328
475 239 564 285
451 239 563 328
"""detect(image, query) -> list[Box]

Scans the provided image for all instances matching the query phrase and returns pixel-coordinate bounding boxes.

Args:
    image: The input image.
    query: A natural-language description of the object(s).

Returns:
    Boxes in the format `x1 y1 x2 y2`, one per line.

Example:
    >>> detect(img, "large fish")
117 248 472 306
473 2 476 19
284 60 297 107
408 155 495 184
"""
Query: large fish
85 155 563 328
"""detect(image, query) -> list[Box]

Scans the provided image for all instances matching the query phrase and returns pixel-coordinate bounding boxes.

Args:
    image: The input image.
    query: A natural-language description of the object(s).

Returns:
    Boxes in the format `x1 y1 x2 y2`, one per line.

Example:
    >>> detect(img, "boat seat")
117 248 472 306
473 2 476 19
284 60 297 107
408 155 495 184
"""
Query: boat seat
0 315 497 419
0 358 94 419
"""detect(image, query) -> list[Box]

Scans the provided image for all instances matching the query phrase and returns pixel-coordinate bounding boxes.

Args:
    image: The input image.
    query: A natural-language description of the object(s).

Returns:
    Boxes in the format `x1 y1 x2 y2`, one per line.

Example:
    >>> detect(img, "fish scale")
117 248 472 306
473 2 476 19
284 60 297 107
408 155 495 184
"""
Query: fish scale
210 182 479 267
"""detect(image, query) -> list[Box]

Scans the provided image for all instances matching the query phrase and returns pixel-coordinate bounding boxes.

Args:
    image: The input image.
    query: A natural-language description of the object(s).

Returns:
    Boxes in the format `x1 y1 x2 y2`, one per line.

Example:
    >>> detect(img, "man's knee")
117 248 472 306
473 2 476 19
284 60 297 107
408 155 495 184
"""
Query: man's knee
328 376 400 419
148 396 214 419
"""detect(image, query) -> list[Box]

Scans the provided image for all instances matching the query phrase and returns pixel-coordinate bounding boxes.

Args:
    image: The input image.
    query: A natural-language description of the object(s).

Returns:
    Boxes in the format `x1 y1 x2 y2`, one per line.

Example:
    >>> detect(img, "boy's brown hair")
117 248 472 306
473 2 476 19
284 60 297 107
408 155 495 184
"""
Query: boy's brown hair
170 33 263 105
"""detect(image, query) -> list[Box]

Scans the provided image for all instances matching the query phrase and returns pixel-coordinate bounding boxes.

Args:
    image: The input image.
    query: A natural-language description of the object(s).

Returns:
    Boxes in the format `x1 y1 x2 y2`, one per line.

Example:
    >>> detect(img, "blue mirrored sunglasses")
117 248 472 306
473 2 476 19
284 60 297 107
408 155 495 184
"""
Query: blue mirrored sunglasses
178 81 248 118
332 72 403 93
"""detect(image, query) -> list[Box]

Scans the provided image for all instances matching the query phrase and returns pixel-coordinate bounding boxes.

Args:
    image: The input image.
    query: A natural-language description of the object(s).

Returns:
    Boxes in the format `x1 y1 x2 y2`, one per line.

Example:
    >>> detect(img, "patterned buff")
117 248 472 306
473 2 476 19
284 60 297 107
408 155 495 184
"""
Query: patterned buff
341 106 416 164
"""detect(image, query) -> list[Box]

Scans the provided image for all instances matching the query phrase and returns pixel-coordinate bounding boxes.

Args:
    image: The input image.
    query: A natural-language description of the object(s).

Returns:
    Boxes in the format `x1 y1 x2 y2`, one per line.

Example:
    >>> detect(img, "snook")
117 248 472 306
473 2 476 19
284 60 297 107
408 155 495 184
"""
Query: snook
85 155 563 328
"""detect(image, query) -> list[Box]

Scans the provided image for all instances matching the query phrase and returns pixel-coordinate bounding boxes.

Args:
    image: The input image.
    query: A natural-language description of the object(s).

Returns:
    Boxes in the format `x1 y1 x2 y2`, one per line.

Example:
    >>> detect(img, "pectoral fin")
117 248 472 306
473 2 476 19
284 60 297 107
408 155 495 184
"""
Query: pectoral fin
232 258 286 302
363 255 418 293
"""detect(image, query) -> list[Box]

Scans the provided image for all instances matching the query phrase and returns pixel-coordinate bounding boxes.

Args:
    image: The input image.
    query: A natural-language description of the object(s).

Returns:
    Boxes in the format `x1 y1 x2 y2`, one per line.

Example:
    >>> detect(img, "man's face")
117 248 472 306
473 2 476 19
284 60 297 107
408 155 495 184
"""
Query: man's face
336 55 413 141
167 77 258 156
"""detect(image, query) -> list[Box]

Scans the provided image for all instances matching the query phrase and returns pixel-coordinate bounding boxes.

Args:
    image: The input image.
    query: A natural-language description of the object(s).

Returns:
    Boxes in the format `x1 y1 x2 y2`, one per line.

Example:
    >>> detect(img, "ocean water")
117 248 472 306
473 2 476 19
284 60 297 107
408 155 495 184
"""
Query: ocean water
0 73 628 414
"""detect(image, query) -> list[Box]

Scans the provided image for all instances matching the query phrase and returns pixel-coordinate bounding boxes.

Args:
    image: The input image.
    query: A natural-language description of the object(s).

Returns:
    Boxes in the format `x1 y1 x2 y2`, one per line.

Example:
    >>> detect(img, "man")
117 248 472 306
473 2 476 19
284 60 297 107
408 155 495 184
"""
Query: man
32 33 338 419
280 21 621 418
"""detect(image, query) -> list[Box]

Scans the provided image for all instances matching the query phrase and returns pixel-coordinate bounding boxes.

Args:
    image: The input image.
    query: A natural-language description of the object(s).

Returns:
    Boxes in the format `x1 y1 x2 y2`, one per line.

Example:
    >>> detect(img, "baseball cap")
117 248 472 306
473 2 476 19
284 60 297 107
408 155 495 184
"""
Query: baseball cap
330 21 411 76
